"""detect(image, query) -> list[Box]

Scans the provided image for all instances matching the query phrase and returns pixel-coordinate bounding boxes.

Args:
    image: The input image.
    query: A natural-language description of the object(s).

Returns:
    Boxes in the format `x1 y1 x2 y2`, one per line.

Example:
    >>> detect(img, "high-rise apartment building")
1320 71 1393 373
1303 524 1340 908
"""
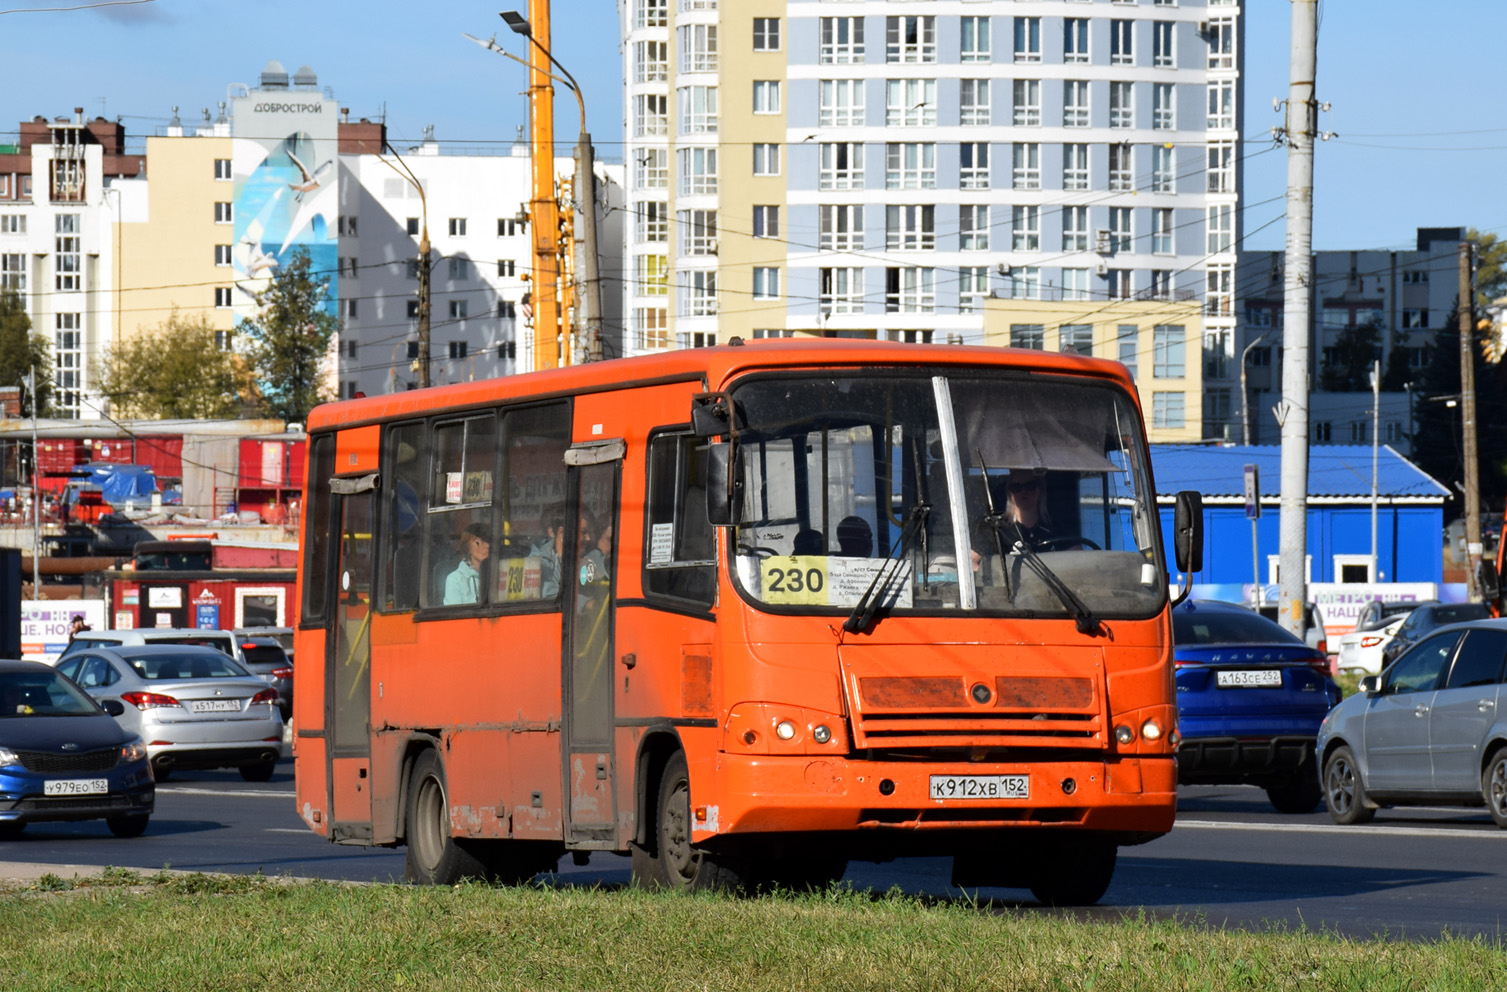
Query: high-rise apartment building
619 0 1243 363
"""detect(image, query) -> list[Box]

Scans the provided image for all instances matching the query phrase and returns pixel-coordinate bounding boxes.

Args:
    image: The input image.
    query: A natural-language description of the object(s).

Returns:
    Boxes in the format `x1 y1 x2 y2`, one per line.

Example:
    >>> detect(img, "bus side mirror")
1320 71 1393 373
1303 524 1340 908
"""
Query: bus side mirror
705 442 739 526
1173 490 1204 575
1479 559 1501 607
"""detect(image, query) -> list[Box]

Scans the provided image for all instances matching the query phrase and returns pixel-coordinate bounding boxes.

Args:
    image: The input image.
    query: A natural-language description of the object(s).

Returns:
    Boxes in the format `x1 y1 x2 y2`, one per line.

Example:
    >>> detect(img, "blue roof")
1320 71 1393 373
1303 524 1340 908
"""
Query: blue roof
1150 444 1449 500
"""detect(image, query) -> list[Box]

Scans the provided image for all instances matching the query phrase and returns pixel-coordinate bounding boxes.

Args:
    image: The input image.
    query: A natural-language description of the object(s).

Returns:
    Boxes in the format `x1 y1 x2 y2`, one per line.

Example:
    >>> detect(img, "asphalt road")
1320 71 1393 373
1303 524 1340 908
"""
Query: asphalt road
4 761 1506 941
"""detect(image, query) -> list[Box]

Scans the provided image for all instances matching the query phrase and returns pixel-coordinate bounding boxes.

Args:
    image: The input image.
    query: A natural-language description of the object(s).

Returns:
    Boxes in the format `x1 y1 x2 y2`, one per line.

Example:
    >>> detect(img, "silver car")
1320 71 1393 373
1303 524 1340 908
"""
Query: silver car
1317 617 1507 826
54 645 284 782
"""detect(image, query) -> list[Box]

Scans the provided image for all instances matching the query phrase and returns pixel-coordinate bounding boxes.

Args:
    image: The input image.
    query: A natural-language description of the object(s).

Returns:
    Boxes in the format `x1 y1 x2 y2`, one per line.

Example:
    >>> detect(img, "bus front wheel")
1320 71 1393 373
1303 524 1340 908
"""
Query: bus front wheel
1027 839 1117 906
642 751 748 893
404 749 487 885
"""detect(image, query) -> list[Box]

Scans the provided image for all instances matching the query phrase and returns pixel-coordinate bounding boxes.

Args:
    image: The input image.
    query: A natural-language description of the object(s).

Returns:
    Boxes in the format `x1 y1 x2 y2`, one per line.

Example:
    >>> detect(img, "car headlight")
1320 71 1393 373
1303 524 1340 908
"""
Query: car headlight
0 746 17 767
119 739 148 763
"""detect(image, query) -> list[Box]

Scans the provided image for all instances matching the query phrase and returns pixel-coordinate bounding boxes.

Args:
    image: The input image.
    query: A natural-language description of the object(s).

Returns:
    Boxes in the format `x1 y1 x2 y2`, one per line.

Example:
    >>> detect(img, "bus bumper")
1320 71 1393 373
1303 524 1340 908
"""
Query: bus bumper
696 753 1175 845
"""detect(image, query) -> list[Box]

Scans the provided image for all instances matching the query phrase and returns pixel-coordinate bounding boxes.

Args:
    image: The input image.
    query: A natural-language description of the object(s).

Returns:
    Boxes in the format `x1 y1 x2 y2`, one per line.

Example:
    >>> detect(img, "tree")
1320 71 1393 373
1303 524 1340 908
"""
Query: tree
238 247 340 422
1468 228 1507 304
1411 317 1507 520
93 311 248 419
0 289 52 416
1317 320 1382 392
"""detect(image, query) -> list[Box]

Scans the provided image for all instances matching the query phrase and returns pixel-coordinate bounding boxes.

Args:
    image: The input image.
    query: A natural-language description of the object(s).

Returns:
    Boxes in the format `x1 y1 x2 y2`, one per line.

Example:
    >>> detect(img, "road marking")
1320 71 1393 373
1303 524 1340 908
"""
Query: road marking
265 828 313 834
1176 818 1504 840
156 787 293 799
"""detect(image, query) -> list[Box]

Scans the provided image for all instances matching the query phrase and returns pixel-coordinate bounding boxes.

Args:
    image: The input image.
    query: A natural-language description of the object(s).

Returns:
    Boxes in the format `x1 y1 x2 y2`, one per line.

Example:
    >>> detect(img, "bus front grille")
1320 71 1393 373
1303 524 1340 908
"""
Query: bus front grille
852 675 1105 750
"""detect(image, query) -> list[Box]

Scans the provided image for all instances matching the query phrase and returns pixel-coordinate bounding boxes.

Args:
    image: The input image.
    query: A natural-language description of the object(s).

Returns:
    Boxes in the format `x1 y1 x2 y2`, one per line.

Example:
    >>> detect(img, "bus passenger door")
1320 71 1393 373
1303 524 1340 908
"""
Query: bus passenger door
326 487 375 840
563 454 620 843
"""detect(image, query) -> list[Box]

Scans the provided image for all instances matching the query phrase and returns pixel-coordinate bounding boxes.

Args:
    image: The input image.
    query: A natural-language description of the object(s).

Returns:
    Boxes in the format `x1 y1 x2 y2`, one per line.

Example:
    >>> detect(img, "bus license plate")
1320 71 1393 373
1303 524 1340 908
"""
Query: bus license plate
191 699 242 713
1216 670 1282 688
45 778 107 796
929 775 1029 801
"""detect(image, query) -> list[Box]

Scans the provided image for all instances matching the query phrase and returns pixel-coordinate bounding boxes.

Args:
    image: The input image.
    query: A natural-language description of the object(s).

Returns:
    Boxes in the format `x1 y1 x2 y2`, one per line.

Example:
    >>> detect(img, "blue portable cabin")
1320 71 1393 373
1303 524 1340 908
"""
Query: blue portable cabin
1152 444 1448 586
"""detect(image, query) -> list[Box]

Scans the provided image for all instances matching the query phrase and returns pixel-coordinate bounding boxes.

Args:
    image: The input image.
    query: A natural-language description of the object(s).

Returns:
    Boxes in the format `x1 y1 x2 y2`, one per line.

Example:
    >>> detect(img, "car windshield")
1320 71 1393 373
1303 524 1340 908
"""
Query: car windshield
727 372 1164 620
127 653 251 680
0 671 101 717
150 637 233 656
1174 607 1303 646
1434 604 1490 625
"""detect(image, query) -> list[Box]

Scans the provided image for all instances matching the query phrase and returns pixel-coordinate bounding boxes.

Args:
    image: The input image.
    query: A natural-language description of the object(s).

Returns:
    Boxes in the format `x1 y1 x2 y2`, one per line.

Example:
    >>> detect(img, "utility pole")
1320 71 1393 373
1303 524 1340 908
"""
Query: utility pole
25 366 40 599
526 0 562 371
1461 241 1483 599
576 132 603 362
1276 0 1318 639
1370 358 1380 582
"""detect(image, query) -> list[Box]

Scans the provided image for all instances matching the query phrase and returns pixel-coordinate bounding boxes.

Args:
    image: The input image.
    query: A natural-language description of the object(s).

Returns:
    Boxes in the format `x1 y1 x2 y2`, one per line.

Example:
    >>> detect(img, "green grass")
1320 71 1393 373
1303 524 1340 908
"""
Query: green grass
0 870 1503 991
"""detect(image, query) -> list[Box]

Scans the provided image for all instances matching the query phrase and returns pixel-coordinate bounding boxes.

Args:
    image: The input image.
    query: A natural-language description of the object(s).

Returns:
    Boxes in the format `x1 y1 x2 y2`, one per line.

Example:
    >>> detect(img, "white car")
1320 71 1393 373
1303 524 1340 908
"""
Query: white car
1335 602 1417 674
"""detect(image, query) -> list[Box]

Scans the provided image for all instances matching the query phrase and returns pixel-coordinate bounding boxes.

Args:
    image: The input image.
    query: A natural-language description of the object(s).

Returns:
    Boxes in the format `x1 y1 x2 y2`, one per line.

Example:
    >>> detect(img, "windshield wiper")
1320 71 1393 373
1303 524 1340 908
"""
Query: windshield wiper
975 450 1013 602
1007 537 1102 636
844 501 928 634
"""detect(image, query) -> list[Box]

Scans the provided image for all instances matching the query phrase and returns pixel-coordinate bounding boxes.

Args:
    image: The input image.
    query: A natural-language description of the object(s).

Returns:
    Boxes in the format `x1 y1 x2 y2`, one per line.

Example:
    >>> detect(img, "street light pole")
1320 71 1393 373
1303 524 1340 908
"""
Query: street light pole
24 366 40 599
1240 331 1271 446
1370 359 1380 582
361 139 432 388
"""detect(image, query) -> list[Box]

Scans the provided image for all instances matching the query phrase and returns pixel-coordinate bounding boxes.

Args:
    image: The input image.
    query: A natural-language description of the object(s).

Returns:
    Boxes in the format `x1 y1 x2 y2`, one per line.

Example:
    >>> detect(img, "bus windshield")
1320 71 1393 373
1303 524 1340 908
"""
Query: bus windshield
728 371 1163 621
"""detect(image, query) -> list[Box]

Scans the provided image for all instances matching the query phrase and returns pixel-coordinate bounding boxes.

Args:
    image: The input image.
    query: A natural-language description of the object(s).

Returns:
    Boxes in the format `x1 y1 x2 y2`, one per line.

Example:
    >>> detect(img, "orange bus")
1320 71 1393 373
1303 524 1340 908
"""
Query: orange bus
292 339 1202 904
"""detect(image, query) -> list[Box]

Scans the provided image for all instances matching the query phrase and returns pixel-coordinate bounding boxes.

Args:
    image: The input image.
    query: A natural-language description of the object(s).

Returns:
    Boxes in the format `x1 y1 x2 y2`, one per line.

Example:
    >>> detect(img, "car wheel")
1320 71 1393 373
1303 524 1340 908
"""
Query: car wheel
151 764 172 782
1483 750 1507 829
239 761 276 783
1027 839 1118 907
0 821 24 840
638 751 749 893
106 814 150 838
403 749 487 885
1323 745 1375 825
1265 761 1323 814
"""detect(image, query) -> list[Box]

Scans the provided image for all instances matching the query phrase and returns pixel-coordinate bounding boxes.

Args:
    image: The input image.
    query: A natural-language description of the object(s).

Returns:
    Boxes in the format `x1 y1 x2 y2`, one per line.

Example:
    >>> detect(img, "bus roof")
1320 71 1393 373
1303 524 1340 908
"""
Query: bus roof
305 338 1137 432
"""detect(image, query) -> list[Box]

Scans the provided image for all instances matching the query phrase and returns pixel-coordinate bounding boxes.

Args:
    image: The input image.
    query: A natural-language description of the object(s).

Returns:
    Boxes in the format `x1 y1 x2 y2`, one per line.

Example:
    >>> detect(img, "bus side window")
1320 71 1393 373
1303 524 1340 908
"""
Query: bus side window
643 432 716 607
382 421 427 612
421 413 498 608
302 433 337 623
494 402 572 606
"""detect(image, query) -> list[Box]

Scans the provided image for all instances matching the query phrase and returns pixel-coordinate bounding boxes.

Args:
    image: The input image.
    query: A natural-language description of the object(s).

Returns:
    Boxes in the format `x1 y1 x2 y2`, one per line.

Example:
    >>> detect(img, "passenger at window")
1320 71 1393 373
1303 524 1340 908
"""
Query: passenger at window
793 528 825 556
443 522 491 605
836 516 873 557
530 512 567 598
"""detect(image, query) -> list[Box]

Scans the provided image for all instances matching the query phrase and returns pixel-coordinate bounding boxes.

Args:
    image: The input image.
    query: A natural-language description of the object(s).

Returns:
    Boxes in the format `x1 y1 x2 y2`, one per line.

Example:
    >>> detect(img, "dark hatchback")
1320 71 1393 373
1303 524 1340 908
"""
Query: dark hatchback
0 659 154 838
1380 602 1491 667
1173 600 1342 813
235 637 293 721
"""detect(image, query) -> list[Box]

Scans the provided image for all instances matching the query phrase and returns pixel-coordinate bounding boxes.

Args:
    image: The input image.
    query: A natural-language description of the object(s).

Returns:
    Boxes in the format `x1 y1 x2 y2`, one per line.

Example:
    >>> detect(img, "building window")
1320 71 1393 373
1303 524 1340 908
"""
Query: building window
752 80 781 115
1109 144 1132 191
1013 79 1041 127
338 215 358 237
1064 18 1089 63
498 259 516 277
1012 205 1039 251
752 266 780 300
1153 83 1175 130
1062 268 1089 301
679 24 718 73
1206 264 1233 316
1011 324 1044 350
54 214 80 291
960 79 990 127
678 208 717 255
0 253 24 291
635 40 668 83
820 267 864 315
636 307 669 350
448 257 468 279
345 298 358 319
339 256 358 277
214 201 233 224
819 142 864 190
960 16 990 62
449 300 469 320
1153 145 1175 192
679 85 719 134
959 266 989 313
448 341 468 359
1117 325 1139 379
637 255 669 297
497 300 516 320
885 266 935 313
1108 207 1132 253
1152 392 1186 429
961 142 989 190
1153 325 1186 377
886 78 936 127
1208 80 1235 129
1012 143 1040 190
635 0 666 28
678 147 718 194
1013 16 1041 63
448 218 467 237
1062 205 1088 252
214 244 232 267
0 214 24 234
1402 308 1429 329
1110 82 1134 128
1207 17 1235 69
1063 142 1089 191
1110 19 1134 65
753 17 780 51
819 79 865 128
885 143 936 190
1154 21 1175 67
1063 81 1089 128
886 205 935 251
819 204 864 252
214 286 233 308
407 300 420 319
679 269 718 317
1152 208 1174 254
635 94 669 137
959 205 989 252
635 148 668 190
1208 204 1234 254
1205 327 1233 379
214 158 232 180
54 313 81 416
753 143 780 176
887 15 936 63
1010 267 1041 300
820 17 864 64
1207 141 1235 193
406 217 420 236
752 205 779 239
1314 421 1332 443
679 331 717 349
1060 324 1094 356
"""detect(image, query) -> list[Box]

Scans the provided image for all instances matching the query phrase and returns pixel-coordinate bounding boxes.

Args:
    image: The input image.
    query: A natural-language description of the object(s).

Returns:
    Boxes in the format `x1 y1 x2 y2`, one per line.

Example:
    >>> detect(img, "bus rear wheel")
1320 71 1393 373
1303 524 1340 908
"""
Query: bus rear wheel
404 749 487 885
640 751 748 893
1027 838 1117 906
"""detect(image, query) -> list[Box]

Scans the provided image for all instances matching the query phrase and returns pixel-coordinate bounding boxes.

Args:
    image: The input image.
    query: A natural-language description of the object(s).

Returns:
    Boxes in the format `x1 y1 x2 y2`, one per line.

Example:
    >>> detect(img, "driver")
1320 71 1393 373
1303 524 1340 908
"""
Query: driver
1003 471 1052 547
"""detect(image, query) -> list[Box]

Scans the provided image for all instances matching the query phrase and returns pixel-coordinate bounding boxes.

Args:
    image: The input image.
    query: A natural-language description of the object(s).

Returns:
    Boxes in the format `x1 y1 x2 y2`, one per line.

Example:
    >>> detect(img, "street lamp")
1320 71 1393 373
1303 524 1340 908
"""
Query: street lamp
358 138 432 388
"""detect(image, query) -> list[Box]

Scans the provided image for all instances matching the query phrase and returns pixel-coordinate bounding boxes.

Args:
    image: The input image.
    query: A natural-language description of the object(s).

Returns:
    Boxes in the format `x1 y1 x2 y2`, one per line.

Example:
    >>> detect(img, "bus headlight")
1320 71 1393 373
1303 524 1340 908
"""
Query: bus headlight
1114 724 1135 745
775 720 796 741
1141 719 1163 742
812 725 832 744
724 703 849 755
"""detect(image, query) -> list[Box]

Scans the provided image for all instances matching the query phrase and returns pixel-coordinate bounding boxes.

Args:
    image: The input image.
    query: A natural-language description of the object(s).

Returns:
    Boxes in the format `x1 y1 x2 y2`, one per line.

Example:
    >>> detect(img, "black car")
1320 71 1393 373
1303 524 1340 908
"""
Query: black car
0 659 155 837
1381 602 1491 667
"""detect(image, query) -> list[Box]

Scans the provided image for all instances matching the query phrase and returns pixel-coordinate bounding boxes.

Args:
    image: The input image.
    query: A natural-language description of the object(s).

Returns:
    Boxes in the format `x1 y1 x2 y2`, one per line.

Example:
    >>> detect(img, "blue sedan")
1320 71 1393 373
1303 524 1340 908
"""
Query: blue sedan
0 659 154 838
1173 600 1342 813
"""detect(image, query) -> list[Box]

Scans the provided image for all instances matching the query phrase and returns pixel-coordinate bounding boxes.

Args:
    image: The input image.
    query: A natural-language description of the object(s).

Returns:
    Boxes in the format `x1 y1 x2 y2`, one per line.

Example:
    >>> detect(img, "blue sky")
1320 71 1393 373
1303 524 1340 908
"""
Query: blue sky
1 0 1501 253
